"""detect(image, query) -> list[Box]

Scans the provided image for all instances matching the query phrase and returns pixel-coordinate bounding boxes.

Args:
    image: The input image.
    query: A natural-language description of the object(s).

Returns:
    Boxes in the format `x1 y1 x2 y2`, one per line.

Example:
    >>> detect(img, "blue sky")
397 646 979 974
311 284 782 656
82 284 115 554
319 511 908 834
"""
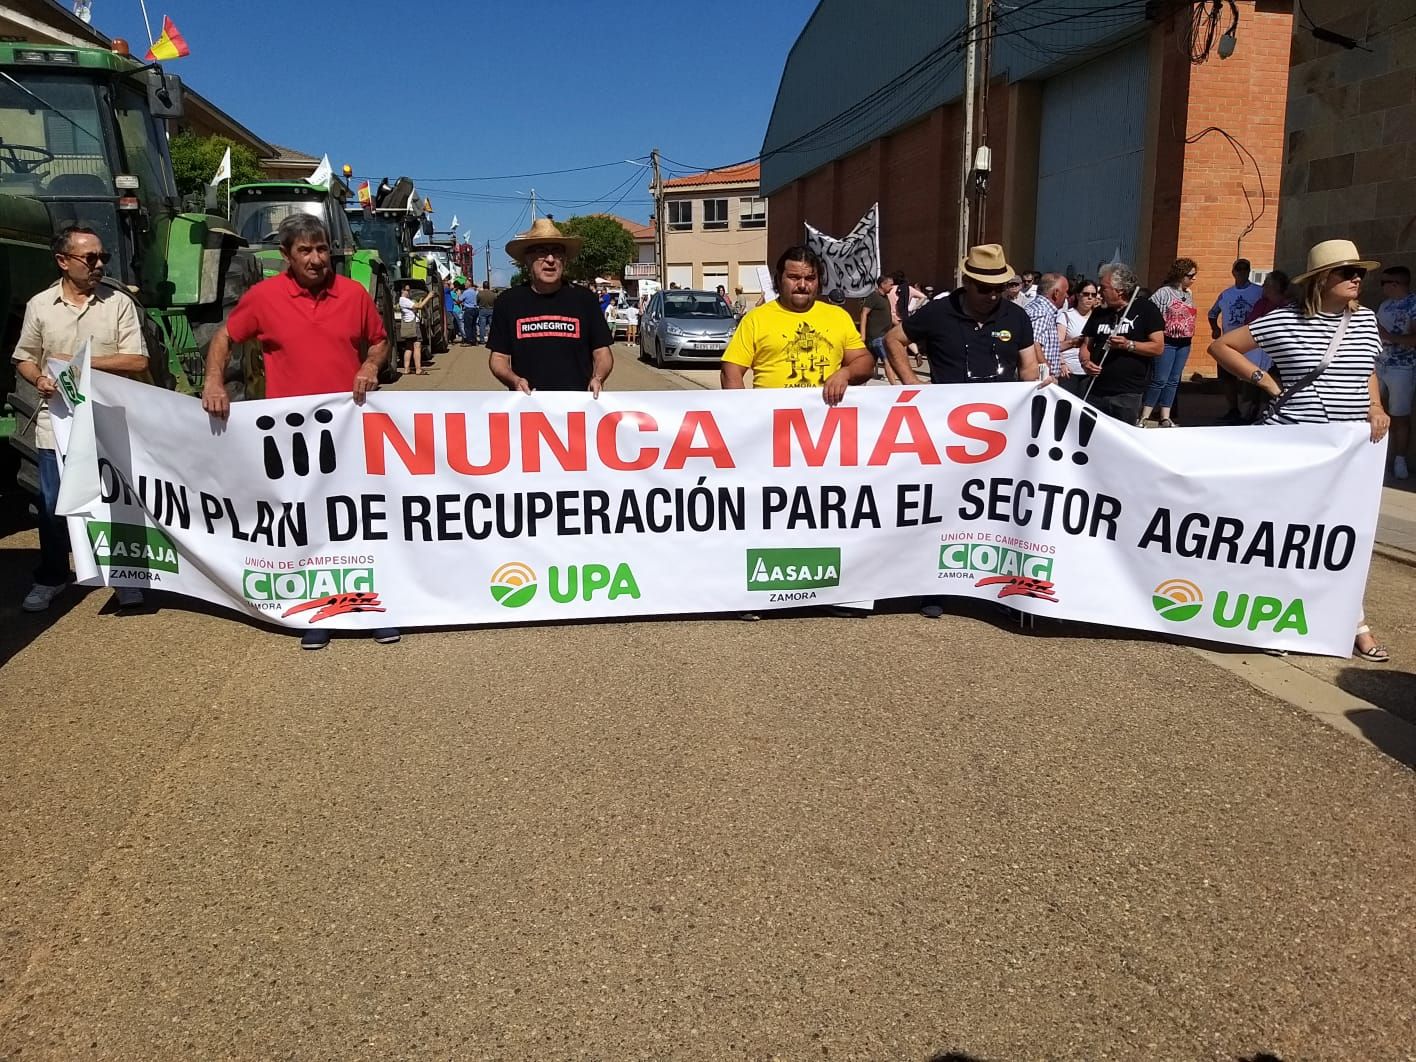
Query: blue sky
96 0 817 282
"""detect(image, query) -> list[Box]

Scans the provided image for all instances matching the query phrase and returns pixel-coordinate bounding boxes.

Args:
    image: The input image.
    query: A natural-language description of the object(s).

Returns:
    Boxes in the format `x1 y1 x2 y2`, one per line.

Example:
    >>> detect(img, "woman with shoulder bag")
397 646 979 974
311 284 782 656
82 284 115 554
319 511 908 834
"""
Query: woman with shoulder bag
1141 257 1199 426
1208 240 1391 662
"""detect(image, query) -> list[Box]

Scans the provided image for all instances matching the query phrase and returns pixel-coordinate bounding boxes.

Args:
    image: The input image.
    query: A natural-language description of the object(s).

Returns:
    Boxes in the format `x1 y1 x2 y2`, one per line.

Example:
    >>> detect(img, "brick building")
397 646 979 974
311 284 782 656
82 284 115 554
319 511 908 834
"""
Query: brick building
760 0 1293 372
1274 0 1416 291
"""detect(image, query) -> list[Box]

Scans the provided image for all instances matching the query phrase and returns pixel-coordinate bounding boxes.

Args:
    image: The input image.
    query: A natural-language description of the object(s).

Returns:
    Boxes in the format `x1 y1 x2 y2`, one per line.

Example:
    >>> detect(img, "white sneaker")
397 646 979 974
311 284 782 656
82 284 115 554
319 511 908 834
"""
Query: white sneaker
21 582 66 612
1395 456 1409 480
115 587 145 609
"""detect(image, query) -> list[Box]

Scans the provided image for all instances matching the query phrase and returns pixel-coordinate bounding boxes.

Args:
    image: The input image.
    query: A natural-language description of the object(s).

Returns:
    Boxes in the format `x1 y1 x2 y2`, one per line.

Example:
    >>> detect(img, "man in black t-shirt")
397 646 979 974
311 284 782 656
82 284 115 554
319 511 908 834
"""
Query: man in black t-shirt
883 243 1043 386
1079 263 1165 423
488 218 614 394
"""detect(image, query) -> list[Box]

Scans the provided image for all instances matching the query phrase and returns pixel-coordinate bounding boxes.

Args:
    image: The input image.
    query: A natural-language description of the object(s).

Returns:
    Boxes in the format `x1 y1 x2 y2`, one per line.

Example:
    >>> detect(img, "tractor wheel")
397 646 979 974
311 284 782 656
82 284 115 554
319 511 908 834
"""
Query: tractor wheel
374 275 398 385
431 279 450 354
194 248 263 401
7 375 42 497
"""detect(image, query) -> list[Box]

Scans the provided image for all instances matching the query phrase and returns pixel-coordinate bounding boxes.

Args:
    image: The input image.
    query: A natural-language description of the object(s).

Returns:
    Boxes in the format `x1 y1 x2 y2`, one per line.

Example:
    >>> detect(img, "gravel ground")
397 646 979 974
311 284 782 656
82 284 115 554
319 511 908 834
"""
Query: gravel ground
1 345 1412 1061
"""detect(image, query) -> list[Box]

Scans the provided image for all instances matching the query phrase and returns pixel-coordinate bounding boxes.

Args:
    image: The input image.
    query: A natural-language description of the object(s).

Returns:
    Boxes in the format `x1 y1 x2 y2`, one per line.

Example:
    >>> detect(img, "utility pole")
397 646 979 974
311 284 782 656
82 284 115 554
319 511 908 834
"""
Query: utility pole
650 147 665 291
485 240 491 287
957 0 979 285
976 0 995 237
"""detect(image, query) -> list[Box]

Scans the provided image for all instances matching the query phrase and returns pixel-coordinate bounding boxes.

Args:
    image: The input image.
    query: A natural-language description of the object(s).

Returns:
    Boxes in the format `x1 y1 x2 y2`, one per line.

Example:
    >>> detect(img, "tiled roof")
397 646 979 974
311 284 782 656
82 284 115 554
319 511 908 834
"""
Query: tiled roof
663 162 760 189
598 214 656 241
265 143 319 163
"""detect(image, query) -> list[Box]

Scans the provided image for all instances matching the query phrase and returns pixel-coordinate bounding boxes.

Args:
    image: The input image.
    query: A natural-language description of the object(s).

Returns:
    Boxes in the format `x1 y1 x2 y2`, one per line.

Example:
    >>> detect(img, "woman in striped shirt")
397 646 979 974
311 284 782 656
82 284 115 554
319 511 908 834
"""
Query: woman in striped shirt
1209 240 1392 662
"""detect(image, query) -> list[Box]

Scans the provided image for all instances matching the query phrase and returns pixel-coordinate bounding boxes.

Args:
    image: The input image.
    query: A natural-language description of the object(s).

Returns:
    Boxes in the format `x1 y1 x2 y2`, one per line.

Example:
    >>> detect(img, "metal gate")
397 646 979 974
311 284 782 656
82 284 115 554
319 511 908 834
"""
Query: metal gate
1033 41 1150 280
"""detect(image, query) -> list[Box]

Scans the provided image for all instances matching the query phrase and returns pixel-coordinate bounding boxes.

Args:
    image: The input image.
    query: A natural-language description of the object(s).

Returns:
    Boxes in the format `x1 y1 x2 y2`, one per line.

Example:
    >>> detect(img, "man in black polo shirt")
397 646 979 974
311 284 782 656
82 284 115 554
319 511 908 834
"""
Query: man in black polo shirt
488 218 613 395
883 243 1045 620
883 243 1044 387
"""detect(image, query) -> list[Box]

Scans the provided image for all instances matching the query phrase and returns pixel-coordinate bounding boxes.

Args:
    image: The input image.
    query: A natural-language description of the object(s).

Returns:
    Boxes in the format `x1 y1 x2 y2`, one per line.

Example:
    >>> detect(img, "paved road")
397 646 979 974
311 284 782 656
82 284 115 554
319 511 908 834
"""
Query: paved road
2 343 1413 1060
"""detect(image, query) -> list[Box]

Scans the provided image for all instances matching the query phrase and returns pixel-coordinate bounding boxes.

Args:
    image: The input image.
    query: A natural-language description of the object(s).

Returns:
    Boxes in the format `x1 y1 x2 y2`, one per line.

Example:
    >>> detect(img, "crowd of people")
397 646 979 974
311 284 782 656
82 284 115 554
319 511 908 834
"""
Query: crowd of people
10 219 1400 662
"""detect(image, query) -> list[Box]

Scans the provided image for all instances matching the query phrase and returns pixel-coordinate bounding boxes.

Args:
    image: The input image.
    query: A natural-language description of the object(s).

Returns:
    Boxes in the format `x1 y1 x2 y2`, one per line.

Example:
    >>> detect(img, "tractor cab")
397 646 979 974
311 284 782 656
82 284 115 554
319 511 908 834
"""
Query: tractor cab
230 179 361 279
0 44 185 298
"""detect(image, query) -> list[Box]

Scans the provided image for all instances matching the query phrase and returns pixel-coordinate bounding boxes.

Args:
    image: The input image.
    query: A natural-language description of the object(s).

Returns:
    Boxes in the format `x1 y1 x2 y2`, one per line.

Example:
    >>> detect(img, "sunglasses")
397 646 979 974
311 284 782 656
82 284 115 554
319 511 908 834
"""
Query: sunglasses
60 251 111 268
526 245 566 260
1334 266 1366 281
974 282 1007 295
1079 290 1099 297
1184 271 1197 279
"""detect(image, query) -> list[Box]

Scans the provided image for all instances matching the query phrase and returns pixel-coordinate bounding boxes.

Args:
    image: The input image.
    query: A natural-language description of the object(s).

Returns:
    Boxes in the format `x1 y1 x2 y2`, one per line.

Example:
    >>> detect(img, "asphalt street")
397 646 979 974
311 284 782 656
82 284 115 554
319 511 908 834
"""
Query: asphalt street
1 343 1413 1061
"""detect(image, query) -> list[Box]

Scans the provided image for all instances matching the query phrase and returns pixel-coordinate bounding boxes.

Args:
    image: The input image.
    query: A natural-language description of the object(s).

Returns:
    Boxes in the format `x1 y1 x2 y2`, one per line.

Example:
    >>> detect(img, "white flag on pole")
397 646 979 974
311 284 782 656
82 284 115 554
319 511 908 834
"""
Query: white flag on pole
209 146 231 187
804 203 882 299
53 340 102 519
308 154 333 186
450 215 459 230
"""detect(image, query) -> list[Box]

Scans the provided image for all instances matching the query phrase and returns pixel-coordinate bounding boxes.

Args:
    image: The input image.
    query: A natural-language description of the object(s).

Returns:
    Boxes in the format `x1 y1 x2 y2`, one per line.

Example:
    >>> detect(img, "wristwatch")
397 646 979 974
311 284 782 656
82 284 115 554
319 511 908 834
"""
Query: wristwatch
1249 369 1265 384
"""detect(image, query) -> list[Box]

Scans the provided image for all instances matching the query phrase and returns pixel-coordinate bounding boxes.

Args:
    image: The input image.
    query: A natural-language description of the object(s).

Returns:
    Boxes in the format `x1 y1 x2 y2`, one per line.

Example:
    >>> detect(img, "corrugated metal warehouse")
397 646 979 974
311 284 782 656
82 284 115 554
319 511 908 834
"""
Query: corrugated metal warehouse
760 0 1294 366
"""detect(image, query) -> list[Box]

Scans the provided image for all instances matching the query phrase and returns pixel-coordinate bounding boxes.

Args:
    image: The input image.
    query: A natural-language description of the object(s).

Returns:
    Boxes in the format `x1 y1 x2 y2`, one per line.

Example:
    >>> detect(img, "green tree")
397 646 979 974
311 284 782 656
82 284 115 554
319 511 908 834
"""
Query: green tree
168 132 264 204
558 214 636 285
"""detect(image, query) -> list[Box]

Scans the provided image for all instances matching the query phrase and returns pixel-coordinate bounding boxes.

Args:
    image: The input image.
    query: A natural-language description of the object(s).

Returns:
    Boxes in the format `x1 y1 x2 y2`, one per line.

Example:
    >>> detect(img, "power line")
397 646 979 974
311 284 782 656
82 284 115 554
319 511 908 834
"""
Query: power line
410 158 648 183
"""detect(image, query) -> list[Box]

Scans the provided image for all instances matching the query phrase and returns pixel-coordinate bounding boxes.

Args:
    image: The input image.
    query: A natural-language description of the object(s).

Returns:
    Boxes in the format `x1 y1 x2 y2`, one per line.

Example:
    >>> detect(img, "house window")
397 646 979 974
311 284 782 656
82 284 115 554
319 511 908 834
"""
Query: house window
739 196 766 229
668 200 693 232
704 198 729 230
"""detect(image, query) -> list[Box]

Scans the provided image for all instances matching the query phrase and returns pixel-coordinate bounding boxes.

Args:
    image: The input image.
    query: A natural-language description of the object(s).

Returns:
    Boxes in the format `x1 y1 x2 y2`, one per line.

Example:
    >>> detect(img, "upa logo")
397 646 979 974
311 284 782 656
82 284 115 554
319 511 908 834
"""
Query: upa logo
491 561 641 608
490 562 538 608
1152 578 1308 635
1152 578 1204 622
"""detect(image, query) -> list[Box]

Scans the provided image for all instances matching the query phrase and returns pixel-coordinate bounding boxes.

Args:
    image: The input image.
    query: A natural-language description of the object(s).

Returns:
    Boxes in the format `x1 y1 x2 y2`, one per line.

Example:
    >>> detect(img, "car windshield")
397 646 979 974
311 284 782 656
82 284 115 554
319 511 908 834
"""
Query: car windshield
349 214 401 265
0 72 111 196
232 194 325 245
663 294 732 319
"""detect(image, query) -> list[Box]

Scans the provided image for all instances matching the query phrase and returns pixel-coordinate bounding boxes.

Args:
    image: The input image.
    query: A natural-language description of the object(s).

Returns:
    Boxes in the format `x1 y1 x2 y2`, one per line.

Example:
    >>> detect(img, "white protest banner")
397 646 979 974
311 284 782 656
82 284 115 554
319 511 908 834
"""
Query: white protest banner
60 372 1383 656
805 203 881 299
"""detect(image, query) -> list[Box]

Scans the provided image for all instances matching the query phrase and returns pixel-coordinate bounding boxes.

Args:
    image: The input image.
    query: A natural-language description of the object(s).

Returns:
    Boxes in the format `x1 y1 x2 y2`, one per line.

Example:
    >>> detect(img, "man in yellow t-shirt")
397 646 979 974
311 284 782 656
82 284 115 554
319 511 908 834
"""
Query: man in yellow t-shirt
720 246 873 403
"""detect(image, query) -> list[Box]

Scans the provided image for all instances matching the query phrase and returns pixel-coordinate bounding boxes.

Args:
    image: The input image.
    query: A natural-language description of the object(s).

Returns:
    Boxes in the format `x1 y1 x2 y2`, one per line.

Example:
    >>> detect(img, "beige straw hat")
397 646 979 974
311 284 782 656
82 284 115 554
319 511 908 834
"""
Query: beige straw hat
1292 239 1379 284
505 217 583 261
960 243 1014 285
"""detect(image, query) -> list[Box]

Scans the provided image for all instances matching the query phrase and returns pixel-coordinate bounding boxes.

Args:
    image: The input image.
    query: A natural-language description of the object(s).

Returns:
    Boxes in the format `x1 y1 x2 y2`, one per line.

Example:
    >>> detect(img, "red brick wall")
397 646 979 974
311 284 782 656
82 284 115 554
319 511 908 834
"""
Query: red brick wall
1169 0 1292 373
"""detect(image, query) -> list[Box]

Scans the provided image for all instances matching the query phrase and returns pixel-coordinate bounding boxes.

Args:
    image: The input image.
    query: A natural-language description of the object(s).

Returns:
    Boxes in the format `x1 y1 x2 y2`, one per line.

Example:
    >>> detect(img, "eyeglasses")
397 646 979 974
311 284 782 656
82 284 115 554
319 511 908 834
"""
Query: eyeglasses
1079 290 1099 298
1184 271 1197 279
526 245 566 261
60 251 111 268
974 282 1007 295
1334 266 1366 281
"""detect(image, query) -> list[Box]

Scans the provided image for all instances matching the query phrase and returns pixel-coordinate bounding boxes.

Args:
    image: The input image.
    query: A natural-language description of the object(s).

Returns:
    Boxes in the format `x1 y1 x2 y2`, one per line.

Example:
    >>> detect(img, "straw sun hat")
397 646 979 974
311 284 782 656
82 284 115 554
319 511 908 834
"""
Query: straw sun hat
1292 239 1379 284
960 243 1014 286
505 217 583 261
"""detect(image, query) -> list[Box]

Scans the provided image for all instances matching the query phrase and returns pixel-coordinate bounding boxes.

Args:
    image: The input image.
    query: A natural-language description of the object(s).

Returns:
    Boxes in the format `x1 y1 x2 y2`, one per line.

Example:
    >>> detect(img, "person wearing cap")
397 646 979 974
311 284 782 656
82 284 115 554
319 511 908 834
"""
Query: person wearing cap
882 244 1045 621
1209 238 1391 663
882 243 1044 391
488 219 613 395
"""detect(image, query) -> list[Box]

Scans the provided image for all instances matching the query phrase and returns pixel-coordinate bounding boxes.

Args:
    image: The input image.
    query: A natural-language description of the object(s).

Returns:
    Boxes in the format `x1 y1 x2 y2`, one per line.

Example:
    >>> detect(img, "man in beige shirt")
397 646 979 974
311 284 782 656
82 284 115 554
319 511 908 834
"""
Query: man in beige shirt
11 226 148 612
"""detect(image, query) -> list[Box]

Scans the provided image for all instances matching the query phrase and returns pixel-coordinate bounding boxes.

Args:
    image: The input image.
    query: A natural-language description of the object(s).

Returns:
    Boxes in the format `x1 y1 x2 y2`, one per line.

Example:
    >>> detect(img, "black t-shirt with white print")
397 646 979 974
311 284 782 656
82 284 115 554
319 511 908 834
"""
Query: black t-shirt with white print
1081 298 1165 398
488 283 613 391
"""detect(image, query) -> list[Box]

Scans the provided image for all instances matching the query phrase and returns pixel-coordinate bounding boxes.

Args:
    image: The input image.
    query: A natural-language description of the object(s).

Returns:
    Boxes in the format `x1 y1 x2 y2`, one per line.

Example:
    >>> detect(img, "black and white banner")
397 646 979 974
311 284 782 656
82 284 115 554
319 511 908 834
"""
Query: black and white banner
805 203 881 300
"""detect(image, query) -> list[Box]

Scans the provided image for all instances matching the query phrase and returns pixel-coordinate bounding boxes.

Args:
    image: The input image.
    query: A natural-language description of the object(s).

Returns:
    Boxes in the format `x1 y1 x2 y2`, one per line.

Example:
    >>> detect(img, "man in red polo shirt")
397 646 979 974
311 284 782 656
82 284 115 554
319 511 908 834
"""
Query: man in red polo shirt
201 213 396 650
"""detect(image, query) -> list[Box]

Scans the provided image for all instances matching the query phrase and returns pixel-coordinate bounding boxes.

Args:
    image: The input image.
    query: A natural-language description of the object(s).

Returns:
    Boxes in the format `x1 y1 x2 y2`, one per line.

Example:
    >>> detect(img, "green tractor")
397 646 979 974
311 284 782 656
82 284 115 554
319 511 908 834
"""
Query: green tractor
231 178 402 368
0 41 260 493
345 176 449 356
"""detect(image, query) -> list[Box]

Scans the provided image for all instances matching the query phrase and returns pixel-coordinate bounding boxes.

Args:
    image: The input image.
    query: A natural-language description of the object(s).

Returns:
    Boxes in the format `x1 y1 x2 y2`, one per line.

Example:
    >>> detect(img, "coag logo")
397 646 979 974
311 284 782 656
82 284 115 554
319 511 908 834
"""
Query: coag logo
244 567 374 601
1152 578 1203 622
1152 578 1308 635
87 521 180 573
490 562 538 608
939 542 1053 580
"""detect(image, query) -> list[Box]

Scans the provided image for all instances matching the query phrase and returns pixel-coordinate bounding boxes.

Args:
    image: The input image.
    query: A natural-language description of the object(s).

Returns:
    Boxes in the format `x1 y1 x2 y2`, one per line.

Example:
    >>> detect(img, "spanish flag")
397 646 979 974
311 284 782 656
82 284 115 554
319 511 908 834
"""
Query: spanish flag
145 16 190 61
357 180 373 215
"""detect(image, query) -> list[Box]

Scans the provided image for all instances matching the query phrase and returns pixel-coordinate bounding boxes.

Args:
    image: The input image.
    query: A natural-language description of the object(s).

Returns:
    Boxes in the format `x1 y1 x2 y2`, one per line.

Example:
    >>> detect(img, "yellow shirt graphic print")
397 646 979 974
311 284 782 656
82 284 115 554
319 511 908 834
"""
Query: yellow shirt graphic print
722 299 865 390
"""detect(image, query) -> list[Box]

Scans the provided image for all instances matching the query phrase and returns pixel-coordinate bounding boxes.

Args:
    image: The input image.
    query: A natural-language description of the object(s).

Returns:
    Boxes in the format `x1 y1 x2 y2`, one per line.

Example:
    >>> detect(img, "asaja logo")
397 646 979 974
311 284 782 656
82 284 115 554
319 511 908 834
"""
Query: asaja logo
87 521 179 573
490 562 538 608
1152 578 1204 622
746 547 841 598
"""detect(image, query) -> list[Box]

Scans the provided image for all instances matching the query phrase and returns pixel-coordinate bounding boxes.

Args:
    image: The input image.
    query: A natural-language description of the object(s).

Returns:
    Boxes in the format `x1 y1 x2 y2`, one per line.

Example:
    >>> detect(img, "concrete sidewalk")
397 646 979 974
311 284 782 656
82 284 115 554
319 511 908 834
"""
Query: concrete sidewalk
1378 483 1416 559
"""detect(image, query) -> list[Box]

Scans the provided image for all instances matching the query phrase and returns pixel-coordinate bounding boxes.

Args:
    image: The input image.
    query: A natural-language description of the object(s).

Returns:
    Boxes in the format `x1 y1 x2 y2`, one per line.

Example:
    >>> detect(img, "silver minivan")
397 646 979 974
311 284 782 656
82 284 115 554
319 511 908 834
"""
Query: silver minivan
639 290 738 367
